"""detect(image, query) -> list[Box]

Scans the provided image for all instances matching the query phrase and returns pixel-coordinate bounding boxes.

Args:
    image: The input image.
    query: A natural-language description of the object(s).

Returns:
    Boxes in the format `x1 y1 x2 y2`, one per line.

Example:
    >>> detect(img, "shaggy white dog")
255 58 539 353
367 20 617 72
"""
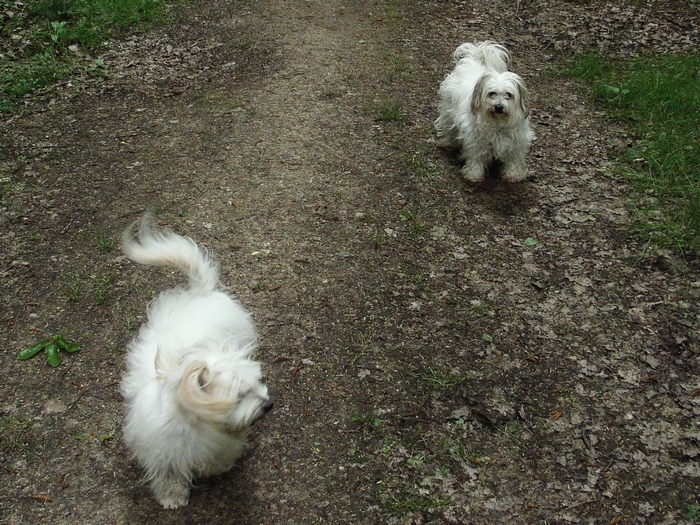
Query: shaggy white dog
435 41 535 182
120 214 273 509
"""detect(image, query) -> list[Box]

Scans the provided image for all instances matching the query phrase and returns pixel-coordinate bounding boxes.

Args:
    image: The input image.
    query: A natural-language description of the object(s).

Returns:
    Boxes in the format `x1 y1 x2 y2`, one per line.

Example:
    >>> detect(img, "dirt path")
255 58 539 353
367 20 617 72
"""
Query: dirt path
2 1 699 524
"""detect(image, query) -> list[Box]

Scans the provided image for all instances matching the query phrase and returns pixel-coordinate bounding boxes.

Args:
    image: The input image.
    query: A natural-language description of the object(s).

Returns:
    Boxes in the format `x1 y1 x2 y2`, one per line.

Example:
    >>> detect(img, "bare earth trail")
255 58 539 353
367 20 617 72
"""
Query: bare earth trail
1 1 700 524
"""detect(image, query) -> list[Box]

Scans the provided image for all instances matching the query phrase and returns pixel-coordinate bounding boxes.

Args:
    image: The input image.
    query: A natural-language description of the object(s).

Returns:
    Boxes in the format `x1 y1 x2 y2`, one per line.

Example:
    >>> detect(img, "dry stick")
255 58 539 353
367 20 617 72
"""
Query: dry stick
565 498 600 510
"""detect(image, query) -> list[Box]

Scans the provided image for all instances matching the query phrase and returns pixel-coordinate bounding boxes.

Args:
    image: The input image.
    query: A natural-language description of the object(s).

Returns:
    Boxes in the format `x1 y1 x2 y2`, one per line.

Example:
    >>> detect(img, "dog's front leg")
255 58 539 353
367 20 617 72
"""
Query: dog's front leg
461 156 486 182
151 470 190 509
501 154 528 182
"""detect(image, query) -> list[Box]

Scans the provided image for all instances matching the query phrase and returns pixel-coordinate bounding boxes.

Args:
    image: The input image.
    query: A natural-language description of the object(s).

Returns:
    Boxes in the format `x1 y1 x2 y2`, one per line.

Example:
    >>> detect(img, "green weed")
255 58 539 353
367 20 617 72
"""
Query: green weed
97 232 115 251
372 229 389 247
398 209 428 236
350 326 375 365
404 150 442 182
350 411 382 430
61 271 83 302
85 58 109 81
0 415 33 454
17 334 81 367
92 271 117 304
377 101 405 122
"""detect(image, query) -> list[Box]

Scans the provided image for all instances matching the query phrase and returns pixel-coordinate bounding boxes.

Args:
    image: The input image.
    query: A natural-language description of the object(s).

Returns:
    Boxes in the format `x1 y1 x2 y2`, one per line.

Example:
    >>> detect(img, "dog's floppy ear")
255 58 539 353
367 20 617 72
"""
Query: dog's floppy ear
471 74 491 115
176 361 237 423
514 76 530 118
155 346 181 380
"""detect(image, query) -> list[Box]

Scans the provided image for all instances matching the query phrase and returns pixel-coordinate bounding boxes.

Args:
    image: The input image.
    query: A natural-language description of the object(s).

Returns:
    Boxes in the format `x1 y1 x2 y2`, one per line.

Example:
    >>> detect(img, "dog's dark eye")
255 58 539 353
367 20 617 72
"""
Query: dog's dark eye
488 91 497 98
504 92 512 99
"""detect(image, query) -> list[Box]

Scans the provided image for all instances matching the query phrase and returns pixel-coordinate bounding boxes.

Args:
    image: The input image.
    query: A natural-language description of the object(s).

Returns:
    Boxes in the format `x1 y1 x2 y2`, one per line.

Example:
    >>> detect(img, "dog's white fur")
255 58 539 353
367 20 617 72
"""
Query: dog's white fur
435 41 535 182
120 214 272 509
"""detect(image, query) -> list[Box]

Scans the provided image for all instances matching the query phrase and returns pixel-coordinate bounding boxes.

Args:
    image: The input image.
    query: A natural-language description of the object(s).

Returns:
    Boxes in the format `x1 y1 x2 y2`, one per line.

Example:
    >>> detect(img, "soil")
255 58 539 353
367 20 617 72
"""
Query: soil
2 0 700 524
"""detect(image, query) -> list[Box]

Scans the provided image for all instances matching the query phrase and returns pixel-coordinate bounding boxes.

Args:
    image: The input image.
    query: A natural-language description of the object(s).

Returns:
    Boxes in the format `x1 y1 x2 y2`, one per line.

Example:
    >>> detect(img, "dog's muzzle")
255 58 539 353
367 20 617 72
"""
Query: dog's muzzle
262 399 274 414
494 103 505 114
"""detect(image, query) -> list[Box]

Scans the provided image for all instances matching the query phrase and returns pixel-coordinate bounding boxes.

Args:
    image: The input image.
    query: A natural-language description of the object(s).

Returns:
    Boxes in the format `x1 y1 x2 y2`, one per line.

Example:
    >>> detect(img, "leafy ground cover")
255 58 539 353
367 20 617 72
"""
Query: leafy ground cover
1 0 166 109
1 1 699 524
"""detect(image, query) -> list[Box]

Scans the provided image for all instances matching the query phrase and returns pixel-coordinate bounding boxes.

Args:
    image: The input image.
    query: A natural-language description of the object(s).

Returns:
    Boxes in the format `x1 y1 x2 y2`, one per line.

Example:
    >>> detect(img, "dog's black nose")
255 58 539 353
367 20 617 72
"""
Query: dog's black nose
262 399 274 413
494 104 505 114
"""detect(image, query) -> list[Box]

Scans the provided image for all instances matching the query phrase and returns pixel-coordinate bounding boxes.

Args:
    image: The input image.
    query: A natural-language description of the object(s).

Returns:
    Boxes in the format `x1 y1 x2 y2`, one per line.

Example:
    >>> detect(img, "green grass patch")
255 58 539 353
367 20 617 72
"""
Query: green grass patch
376 100 405 121
410 363 470 392
1 0 168 110
565 53 700 252
379 491 451 517
1 414 33 455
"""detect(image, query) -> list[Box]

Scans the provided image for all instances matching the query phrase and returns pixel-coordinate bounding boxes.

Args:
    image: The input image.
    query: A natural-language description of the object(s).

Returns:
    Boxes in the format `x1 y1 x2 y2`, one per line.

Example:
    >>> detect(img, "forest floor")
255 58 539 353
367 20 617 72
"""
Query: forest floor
1 0 699 523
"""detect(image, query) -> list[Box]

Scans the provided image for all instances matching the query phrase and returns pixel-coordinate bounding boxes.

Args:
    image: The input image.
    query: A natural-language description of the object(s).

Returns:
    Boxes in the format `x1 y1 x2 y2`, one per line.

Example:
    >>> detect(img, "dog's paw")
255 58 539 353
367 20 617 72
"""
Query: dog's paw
152 475 190 509
501 168 528 182
157 484 190 509
437 138 461 151
461 164 485 182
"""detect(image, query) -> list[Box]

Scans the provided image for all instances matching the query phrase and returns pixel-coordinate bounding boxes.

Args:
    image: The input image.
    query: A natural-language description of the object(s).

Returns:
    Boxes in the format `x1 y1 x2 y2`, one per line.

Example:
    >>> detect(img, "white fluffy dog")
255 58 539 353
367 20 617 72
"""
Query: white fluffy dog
435 41 534 182
120 214 273 509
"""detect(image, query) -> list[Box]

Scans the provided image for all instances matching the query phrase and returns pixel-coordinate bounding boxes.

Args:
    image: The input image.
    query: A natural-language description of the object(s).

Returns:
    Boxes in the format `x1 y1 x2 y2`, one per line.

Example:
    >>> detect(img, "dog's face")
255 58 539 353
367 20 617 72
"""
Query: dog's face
157 345 273 431
471 72 530 124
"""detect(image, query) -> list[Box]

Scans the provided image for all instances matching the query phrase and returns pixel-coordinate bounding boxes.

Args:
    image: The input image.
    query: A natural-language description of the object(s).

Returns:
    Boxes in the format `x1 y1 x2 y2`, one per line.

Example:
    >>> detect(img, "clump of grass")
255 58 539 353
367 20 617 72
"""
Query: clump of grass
377 100 405 122
410 364 470 392
401 147 443 182
93 270 117 304
565 53 700 252
379 491 451 518
1 0 167 110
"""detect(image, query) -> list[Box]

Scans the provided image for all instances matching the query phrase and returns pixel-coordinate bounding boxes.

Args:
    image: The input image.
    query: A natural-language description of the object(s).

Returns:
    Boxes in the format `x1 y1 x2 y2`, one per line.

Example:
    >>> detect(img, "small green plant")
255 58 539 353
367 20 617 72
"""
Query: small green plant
405 453 425 469
372 229 389 247
350 412 382 429
61 272 83 302
356 212 375 224
389 57 408 73
17 334 81 367
86 59 109 82
50 20 68 44
688 505 700 522
123 311 139 331
0 415 34 454
97 231 115 250
350 327 375 365
93 271 117 304
377 101 404 121
398 210 428 235
599 83 630 107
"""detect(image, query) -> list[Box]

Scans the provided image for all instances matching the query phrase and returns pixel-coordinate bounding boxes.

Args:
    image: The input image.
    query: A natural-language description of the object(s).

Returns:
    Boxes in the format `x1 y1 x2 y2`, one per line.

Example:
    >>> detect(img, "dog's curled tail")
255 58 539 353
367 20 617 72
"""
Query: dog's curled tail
122 213 219 294
452 41 510 73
